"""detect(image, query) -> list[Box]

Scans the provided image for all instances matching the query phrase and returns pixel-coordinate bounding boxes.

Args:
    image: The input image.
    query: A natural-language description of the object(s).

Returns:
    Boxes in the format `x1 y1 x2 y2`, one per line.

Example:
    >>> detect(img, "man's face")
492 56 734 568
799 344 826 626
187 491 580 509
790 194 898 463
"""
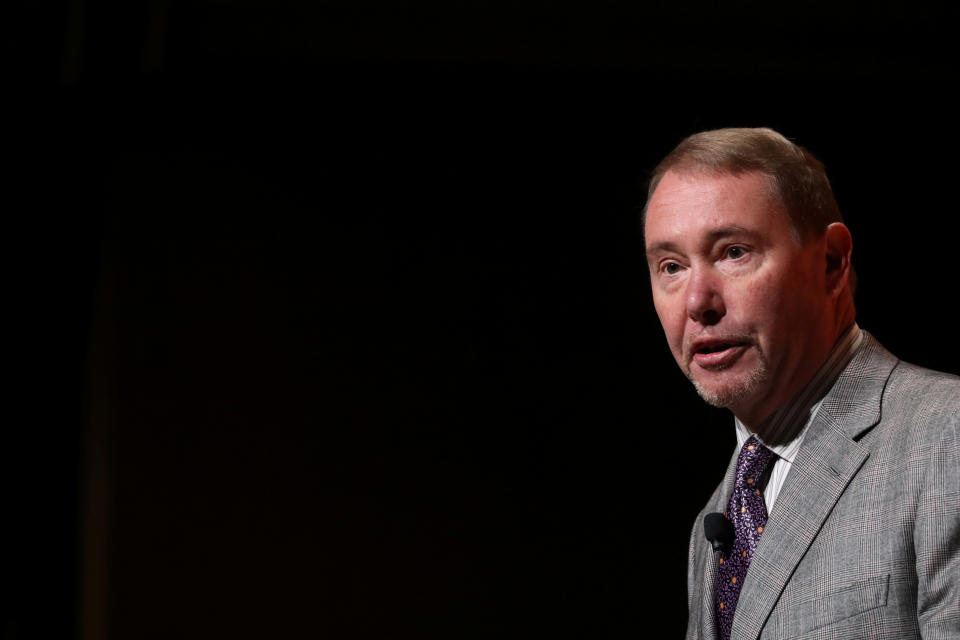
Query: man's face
644 170 834 425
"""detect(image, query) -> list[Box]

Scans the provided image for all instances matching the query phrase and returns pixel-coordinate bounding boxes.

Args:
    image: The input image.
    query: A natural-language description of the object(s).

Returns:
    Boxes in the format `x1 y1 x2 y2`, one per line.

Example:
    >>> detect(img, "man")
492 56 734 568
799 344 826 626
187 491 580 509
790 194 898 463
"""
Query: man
642 128 959 639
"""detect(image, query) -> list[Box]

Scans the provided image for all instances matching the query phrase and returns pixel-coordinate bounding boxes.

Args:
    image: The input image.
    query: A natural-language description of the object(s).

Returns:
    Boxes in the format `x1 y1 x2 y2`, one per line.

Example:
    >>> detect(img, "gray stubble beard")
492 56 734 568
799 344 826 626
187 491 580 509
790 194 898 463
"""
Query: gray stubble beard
687 351 770 410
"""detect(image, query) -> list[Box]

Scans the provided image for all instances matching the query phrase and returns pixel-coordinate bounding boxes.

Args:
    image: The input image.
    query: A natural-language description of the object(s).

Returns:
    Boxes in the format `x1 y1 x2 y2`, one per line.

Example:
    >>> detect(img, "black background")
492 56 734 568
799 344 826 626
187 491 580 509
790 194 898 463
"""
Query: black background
8 1 959 638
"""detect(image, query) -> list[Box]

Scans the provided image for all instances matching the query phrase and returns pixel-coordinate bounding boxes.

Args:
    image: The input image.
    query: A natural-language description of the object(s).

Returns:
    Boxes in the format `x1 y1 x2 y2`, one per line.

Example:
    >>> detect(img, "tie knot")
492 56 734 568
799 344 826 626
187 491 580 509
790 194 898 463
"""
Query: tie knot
736 436 776 488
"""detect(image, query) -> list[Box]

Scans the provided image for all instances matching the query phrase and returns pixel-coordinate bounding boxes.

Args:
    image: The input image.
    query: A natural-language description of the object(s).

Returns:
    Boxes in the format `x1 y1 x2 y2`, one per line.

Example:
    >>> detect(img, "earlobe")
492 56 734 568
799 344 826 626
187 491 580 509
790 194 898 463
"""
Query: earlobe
824 223 853 295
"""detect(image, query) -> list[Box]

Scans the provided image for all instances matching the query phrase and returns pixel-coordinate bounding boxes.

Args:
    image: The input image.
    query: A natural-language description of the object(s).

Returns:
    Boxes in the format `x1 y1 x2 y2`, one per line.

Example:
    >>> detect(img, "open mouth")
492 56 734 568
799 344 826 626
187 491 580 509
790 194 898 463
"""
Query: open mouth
691 341 750 369
696 342 739 355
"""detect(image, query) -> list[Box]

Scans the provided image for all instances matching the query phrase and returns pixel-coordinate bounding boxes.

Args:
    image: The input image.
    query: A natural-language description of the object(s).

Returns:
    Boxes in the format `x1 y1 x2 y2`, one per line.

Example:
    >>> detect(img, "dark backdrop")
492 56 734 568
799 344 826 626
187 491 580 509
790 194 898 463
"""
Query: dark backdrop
9 2 959 639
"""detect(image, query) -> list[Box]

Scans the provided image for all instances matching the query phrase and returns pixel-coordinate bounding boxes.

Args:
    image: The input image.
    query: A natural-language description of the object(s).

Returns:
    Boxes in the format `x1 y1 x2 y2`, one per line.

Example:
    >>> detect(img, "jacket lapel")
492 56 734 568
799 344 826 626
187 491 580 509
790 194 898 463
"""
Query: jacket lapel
728 333 898 640
693 449 739 639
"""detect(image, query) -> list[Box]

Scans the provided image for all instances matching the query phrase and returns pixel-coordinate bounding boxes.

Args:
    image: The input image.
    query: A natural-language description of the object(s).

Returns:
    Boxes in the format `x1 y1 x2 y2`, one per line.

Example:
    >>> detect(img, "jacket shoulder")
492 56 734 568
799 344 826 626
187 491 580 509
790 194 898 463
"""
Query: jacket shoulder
883 360 960 430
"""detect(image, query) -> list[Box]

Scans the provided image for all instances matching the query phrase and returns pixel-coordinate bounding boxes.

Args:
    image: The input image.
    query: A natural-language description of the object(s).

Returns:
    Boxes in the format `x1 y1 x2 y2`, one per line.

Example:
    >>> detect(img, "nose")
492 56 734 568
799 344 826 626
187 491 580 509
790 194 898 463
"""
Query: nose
686 267 725 326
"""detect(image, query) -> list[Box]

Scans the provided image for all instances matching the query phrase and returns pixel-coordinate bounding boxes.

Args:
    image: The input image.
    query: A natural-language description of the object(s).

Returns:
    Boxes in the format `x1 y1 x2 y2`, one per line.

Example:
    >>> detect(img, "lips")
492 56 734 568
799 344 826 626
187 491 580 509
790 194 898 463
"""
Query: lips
689 338 751 370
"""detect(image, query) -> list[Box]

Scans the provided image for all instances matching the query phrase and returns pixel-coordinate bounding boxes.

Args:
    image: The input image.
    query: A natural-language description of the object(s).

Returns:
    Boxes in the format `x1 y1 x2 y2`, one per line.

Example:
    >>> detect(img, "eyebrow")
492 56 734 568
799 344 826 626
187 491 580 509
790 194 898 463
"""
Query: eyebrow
645 225 757 256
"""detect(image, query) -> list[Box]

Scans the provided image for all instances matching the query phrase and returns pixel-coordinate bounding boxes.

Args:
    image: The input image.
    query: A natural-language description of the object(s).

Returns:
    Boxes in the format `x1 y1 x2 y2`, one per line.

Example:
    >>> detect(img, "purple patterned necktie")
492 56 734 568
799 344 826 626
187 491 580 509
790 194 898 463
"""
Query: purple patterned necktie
715 436 777 640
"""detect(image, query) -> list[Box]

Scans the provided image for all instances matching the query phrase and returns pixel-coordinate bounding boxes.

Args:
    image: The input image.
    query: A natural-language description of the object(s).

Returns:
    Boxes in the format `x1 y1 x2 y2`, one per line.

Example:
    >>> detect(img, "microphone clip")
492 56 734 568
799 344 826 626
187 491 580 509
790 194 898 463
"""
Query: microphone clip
703 512 734 555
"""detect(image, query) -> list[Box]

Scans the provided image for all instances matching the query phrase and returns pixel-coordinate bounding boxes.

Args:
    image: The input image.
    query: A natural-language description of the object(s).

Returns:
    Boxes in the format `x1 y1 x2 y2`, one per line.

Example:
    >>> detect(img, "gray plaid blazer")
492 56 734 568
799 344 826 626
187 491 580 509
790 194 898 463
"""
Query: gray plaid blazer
685 333 960 640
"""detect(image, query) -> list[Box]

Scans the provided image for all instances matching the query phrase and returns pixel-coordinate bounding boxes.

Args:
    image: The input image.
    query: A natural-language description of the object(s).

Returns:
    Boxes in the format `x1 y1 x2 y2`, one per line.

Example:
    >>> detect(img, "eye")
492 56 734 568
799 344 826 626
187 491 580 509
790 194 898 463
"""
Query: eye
725 245 748 260
662 261 683 275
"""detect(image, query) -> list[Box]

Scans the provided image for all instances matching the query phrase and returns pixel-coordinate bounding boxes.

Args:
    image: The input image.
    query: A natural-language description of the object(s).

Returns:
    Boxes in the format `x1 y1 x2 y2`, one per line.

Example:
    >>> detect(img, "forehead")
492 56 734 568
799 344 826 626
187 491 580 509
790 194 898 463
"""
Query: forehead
644 170 790 246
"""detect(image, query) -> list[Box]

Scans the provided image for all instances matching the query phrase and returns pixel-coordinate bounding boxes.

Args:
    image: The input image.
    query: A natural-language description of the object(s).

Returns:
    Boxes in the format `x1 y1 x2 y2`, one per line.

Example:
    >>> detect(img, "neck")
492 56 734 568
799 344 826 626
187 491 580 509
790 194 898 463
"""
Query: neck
735 318 859 439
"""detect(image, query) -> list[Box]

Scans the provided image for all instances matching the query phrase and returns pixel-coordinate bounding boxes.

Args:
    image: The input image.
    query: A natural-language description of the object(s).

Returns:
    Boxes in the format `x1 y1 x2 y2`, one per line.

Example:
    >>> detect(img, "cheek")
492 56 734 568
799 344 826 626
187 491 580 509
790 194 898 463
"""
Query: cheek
652 295 684 346
728 272 788 328
731 266 816 350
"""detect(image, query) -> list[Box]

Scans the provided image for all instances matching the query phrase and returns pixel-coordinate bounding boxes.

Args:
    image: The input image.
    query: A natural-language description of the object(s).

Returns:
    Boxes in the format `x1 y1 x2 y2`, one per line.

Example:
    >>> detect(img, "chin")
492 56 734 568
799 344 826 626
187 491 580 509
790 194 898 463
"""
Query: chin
689 363 769 409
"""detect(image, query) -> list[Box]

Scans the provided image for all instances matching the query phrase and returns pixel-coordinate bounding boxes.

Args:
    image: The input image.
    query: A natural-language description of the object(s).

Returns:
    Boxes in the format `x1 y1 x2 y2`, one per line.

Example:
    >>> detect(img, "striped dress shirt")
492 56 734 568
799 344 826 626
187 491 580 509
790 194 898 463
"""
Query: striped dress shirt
734 323 864 510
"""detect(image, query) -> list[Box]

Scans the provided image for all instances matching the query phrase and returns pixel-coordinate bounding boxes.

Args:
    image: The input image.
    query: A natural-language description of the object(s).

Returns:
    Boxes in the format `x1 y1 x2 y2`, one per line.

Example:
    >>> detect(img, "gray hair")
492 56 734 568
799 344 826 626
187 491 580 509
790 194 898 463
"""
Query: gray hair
644 127 844 243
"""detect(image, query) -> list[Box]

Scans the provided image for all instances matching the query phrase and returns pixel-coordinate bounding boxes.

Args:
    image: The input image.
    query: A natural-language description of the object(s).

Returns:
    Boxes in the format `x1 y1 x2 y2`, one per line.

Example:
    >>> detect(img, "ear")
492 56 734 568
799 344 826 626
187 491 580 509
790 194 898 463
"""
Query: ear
824 222 853 296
